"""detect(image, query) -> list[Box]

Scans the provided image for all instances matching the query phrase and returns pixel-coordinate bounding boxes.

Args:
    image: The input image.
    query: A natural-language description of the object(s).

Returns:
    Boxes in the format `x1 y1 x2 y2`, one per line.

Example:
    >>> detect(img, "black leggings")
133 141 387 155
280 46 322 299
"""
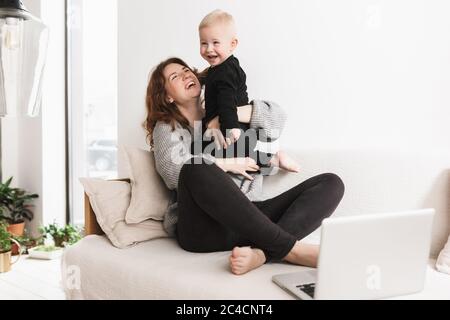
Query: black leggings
176 161 345 261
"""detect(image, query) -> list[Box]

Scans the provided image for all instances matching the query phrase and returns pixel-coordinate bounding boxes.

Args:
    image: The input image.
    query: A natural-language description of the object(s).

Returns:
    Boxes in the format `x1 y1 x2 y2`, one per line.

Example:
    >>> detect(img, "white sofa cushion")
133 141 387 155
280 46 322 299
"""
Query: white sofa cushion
62 235 450 300
62 235 305 299
79 178 168 248
121 146 171 223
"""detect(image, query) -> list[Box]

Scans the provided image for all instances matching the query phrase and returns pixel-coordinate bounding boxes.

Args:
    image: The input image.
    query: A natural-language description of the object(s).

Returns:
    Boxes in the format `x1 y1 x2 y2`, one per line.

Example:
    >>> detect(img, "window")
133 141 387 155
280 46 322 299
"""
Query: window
67 0 118 224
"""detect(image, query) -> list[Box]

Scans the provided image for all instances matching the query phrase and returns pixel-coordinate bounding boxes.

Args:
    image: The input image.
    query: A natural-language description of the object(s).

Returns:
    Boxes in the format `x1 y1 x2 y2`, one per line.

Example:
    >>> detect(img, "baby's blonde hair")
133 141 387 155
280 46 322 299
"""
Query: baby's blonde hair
199 9 237 36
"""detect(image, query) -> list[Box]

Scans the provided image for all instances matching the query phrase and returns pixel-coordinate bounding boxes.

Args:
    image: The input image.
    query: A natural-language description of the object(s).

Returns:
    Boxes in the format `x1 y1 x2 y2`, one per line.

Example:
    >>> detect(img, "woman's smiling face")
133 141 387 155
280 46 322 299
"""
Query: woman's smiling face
163 63 201 105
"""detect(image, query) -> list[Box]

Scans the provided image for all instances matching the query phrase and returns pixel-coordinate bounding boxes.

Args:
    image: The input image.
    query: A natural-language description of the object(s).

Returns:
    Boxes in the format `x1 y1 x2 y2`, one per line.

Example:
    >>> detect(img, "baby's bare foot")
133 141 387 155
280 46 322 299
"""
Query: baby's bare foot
270 151 300 173
229 247 266 275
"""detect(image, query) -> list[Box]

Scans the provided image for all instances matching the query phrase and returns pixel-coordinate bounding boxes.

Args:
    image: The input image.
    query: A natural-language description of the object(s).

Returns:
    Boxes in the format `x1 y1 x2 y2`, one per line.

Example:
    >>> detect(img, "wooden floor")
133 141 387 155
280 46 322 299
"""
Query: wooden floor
0 255 65 300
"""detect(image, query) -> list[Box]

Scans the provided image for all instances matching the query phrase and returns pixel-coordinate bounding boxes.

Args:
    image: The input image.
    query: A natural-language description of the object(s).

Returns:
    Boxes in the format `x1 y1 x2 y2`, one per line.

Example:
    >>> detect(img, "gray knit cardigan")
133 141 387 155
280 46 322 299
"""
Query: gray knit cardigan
152 100 287 236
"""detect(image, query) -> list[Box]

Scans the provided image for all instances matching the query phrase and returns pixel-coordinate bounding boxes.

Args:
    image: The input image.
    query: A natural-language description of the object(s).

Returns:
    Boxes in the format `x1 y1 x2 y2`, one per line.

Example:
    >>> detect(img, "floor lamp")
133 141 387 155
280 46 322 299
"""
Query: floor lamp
0 0 49 182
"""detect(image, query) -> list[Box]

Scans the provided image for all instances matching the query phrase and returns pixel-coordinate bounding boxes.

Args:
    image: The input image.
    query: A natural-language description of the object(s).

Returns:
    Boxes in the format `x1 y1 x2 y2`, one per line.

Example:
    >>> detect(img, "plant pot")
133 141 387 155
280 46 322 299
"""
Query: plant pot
0 240 21 273
11 242 20 256
0 251 12 273
28 246 63 260
7 222 25 237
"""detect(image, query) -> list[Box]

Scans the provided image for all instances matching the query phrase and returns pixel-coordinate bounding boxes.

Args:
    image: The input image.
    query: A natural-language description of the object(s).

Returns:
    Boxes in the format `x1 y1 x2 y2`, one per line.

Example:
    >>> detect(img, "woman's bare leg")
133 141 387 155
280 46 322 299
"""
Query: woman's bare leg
283 241 319 268
229 241 319 275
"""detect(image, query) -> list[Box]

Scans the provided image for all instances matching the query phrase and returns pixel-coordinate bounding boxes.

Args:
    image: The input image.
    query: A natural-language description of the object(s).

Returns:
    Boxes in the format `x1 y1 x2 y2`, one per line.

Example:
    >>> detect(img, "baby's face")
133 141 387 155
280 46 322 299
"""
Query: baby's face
199 24 237 67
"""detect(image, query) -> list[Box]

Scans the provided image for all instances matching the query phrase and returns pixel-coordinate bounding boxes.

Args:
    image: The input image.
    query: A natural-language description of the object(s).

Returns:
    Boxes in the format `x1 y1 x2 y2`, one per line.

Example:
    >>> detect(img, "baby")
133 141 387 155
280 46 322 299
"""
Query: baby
199 9 299 172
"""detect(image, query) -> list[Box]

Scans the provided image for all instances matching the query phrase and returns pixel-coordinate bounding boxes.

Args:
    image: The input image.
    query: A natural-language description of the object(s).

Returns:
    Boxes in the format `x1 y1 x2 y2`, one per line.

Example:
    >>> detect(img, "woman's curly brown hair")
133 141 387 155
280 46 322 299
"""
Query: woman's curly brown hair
144 57 198 147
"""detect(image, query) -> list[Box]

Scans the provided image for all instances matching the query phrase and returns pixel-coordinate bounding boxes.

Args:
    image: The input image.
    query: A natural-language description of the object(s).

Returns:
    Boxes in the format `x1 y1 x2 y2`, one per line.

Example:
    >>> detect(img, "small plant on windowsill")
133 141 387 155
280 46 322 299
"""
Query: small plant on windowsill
11 234 38 255
39 223 82 248
29 223 82 260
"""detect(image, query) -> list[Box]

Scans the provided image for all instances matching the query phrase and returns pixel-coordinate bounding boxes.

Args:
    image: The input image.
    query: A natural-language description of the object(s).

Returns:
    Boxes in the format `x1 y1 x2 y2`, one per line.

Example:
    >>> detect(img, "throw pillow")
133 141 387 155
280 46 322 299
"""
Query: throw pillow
121 146 171 224
79 178 168 249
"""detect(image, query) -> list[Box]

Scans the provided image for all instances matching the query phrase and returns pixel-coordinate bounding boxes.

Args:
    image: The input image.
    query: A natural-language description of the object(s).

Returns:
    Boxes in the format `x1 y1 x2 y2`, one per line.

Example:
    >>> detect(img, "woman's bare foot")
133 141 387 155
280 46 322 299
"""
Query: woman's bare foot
270 151 300 173
283 241 320 268
229 247 267 275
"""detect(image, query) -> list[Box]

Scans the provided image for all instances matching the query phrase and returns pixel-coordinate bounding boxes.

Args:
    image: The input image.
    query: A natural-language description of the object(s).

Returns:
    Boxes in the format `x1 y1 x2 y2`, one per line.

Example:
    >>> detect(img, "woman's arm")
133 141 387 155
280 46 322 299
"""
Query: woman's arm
205 105 252 148
153 122 256 189
207 104 253 129
237 104 253 123
249 100 287 141
208 101 286 141
153 122 215 190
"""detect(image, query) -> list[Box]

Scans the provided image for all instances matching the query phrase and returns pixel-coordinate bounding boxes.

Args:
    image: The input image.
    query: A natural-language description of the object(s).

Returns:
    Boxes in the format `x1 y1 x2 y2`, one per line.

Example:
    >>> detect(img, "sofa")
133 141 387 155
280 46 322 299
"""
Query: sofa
62 147 450 299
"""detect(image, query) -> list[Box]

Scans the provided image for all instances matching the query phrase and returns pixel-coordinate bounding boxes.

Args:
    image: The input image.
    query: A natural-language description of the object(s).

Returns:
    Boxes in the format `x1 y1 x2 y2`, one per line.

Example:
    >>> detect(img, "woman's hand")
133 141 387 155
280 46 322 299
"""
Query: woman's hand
228 128 241 145
215 157 260 181
205 116 228 150
207 118 241 147
204 128 228 150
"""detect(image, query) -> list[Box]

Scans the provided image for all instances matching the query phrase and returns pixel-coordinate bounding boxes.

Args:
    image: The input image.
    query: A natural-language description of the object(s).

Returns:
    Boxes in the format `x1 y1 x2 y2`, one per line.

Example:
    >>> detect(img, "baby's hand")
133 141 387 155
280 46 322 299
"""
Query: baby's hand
226 128 241 145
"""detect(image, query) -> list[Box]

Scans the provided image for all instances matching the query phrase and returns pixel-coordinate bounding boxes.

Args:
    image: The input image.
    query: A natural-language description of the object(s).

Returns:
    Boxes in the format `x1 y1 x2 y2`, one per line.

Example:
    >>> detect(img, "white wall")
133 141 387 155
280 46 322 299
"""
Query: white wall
41 0 67 228
118 0 450 152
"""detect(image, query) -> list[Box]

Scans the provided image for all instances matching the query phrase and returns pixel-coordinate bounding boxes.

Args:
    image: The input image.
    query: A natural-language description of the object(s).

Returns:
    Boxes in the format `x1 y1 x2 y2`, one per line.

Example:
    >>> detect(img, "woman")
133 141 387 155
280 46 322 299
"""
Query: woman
145 57 345 275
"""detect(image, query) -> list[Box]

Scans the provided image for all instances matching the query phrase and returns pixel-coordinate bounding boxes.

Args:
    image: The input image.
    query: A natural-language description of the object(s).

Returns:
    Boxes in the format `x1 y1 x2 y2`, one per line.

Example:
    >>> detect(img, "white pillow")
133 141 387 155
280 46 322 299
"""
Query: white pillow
121 146 171 224
436 235 450 274
79 178 168 249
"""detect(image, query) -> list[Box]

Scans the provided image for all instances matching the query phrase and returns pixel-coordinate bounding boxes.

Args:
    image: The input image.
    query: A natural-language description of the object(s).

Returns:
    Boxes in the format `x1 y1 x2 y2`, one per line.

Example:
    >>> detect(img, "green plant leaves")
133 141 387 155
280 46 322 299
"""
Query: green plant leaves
0 221 12 253
0 177 39 224
39 223 82 247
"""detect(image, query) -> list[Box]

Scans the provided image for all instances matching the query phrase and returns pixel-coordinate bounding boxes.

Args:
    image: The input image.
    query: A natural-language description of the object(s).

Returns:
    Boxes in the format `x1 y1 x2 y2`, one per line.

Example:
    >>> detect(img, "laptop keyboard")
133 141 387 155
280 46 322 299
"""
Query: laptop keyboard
296 283 316 298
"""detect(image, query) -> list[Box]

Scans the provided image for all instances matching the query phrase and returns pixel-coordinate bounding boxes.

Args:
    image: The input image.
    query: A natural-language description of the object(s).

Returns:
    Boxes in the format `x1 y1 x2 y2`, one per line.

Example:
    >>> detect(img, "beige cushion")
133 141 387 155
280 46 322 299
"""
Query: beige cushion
79 178 168 249
121 146 171 224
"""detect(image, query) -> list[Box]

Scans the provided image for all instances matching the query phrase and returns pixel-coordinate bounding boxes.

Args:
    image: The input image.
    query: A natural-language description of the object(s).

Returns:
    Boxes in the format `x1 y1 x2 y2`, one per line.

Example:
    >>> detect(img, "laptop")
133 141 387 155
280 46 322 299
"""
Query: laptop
272 209 435 300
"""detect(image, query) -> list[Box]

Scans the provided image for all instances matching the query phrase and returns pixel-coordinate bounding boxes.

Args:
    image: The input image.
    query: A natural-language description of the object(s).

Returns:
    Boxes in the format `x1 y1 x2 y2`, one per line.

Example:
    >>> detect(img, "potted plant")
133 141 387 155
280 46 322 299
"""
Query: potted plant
0 177 39 237
0 222 21 273
28 223 82 260
12 234 38 255
39 223 82 248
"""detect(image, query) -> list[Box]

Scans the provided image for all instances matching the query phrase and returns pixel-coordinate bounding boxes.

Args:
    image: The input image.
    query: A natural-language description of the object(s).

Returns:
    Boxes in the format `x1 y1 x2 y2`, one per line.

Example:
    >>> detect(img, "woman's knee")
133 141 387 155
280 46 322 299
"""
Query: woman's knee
320 173 345 200
177 235 200 253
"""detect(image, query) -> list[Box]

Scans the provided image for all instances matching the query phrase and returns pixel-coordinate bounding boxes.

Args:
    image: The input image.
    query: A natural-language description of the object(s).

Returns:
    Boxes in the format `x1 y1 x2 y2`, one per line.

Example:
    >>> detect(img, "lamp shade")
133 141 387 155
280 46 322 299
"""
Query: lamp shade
0 0 49 117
